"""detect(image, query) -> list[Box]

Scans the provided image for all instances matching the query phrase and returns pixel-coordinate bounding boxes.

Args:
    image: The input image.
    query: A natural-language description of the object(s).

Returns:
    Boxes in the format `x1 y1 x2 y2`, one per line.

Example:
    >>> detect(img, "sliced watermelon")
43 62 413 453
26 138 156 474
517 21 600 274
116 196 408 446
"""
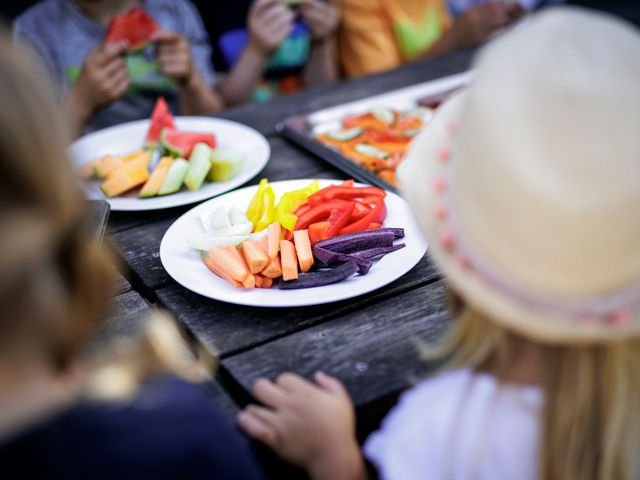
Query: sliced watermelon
160 129 217 158
144 97 175 149
105 7 159 52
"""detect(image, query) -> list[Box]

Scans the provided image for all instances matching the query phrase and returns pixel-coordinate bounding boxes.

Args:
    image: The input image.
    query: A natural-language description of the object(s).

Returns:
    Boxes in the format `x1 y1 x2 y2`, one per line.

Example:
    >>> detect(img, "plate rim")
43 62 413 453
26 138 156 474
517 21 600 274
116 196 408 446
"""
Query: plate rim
69 116 271 212
159 178 428 307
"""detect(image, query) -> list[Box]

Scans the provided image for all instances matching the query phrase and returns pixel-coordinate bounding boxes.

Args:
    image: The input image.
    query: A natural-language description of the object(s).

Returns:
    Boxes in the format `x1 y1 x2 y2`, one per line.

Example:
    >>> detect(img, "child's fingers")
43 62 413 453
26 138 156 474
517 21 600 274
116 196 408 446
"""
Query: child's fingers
261 3 294 27
276 372 316 394
151 30 182 45
253 377 289 407
252 0 280 17
95 42 129 66
100 57 127 78
237 410 278 446
314 371 347 395
246 404 280 425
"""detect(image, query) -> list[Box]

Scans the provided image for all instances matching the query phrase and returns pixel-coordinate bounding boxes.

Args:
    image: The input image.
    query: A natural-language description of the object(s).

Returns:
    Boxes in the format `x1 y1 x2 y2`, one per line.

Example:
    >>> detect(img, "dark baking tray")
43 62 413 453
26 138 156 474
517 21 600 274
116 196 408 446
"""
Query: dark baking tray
277 72 471 192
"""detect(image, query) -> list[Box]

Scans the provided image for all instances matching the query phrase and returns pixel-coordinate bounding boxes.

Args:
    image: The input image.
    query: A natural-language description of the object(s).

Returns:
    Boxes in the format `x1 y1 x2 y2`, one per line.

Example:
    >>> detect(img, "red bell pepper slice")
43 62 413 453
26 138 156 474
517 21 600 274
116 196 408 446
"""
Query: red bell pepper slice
308 186 386 204
325 203 355 238
294 204 311 216
308 221 329 245
339 198 387 235
350 201 372 221
294 199 353 230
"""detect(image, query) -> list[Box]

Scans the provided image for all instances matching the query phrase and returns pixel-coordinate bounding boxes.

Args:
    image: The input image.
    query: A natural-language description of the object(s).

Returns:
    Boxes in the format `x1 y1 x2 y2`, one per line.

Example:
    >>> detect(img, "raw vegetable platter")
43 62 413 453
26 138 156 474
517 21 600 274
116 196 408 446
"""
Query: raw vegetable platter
160 179 427 307
276 72 471 191
70 116 270 211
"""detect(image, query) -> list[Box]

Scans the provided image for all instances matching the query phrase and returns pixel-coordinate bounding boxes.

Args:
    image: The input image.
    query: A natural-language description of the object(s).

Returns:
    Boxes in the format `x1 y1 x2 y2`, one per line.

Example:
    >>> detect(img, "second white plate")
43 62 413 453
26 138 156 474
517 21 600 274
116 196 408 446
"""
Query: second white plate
160 179 428 307
69 116 270 211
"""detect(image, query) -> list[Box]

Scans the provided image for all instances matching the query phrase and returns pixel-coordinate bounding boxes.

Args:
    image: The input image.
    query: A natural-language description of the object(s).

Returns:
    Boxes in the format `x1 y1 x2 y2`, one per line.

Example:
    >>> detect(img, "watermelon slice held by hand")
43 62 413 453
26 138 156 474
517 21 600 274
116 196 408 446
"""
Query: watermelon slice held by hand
144 97 175 149
161 129 217 158
105 7 159 52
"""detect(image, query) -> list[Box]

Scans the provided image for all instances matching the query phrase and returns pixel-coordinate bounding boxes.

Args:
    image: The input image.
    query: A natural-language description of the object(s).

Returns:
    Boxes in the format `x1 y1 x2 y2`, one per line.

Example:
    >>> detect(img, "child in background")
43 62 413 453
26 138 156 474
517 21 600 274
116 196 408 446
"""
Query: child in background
238 8 640 480
338 0 523 78
0 36 263 480
194 0 339 104
13 0 223 136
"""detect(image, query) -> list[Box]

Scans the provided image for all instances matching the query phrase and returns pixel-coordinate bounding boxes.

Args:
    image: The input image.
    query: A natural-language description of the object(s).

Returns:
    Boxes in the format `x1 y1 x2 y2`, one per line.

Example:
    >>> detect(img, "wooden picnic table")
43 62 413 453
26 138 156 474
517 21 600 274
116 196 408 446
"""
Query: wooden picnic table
106 49 474 476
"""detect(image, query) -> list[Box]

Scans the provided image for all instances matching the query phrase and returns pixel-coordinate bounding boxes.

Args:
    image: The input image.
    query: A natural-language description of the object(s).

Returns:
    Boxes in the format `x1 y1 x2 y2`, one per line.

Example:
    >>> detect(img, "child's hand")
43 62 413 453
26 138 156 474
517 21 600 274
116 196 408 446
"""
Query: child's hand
152 30 194 86
300 0 340 42
248 0 295 55
450 2 524 49
238 372 365 479
73 41 130 112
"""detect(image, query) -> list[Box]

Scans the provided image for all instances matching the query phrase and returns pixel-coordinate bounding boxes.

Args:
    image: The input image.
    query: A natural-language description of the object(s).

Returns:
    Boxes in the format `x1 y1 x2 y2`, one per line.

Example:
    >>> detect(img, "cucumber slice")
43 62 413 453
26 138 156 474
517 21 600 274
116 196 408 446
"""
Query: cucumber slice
327 127 363 142
158 158 189 195
208 147 246 182
355 143 390 159
184 143 213 191
370 106 394 125
404 128 422 138
400 106 434 122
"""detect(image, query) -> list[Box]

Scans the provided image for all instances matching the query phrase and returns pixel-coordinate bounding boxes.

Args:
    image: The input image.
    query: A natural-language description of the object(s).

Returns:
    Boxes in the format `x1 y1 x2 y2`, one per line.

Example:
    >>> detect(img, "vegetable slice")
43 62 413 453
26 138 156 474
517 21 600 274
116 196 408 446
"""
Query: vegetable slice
327 127 363 142
354 144 390 159
280 240 299 281
293 230 314 273
279 262 358 290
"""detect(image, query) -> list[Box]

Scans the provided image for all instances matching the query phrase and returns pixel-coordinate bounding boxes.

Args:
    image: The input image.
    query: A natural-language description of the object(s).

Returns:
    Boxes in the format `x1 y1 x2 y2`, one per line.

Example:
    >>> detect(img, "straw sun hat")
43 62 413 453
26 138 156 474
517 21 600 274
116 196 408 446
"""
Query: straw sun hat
398 8 640 343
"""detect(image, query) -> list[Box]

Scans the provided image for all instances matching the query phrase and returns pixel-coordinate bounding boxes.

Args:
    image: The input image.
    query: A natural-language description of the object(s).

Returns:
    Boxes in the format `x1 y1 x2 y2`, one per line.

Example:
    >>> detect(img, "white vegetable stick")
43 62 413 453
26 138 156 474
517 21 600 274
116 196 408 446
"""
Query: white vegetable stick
229 206 249 226
212 223 253 237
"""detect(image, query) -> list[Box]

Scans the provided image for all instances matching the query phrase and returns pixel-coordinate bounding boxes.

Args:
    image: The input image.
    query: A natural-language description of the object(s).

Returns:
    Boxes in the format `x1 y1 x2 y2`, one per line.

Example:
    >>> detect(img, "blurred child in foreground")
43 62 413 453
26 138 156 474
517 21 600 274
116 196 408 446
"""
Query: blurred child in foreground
339 0 524 78
13 0 223 136
238 8 640 480
194 0 339 104
0 36 263 480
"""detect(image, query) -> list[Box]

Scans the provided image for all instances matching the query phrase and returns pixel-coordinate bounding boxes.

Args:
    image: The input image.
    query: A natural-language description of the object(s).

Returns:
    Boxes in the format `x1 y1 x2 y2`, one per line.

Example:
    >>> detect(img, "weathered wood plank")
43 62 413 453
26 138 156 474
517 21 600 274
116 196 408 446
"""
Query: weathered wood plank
222 281 451 431
217 50 474 136
111 266 132 296
108 219 175 295
156 255 440 358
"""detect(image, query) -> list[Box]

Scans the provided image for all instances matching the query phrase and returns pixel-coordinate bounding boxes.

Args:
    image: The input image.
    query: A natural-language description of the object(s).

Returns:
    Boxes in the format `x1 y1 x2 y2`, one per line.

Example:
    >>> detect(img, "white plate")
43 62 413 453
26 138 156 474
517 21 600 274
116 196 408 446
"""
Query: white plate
69 117 270 211
160 179 428 307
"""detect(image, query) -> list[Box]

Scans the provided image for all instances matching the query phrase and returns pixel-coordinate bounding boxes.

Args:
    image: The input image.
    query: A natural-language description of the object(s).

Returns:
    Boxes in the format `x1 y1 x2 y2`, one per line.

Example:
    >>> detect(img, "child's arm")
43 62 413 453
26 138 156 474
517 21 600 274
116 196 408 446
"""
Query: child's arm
218 0 295 106
152 30 225 115
300 0 340 87
63 41 130 137
238 372 368 480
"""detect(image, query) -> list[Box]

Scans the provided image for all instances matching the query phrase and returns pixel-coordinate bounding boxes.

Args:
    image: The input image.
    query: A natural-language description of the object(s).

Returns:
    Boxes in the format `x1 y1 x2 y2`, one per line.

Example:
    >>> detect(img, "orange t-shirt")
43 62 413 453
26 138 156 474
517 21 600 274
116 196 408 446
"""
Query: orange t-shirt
339 0 452 78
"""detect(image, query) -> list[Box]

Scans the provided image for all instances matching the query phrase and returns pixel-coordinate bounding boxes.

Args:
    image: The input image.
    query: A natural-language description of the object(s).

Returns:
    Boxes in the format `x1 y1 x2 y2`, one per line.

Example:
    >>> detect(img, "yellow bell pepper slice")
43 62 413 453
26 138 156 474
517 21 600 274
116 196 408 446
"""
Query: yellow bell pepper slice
275 181 321 231
246 178 269 227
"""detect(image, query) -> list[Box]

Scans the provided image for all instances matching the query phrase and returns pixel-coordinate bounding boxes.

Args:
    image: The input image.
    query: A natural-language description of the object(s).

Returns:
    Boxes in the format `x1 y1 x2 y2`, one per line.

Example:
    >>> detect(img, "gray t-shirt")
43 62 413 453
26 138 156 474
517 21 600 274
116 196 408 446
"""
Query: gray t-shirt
13 0 216 132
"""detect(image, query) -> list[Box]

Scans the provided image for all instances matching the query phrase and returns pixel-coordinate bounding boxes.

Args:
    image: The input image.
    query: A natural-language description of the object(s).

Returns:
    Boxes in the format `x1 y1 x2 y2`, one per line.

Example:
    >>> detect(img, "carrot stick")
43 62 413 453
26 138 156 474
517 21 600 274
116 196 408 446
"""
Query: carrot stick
242 240 269 274
280 240 298 281
268 222 282 259
261 255 282 279
293 229 314 273
204 255 243 288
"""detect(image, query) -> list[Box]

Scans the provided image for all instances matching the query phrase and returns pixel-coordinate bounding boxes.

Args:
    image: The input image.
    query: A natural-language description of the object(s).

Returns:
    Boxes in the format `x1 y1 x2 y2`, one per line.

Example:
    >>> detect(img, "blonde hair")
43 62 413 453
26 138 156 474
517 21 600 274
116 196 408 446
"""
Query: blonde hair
0 32 213 391
0 32 113 370
424 291 640 480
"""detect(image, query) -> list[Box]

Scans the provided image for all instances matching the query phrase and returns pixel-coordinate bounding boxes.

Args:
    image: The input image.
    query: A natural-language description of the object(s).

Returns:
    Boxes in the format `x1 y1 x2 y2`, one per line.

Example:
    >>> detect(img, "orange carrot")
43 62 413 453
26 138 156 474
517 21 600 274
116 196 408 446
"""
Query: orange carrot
242 274 256 289
280 240 298 281
257 235 269 255
254 275 264 288
261 255 282 279
260 276 273 289
204 255 243 288
267 222 282 259
293 229 314 273
242 240 269 274
207 246 250 283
